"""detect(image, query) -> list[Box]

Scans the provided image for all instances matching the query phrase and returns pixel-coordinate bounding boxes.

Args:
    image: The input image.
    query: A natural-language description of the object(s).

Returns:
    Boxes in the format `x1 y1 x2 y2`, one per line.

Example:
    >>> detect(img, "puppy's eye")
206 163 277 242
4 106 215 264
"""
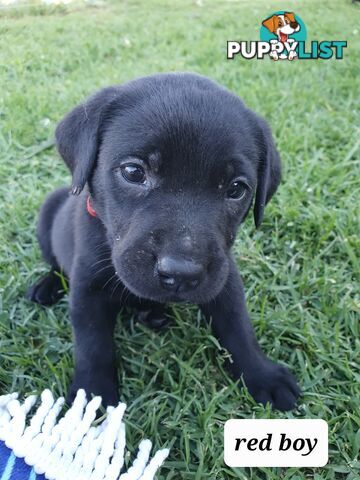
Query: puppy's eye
226 180 247 200
121 164 146 184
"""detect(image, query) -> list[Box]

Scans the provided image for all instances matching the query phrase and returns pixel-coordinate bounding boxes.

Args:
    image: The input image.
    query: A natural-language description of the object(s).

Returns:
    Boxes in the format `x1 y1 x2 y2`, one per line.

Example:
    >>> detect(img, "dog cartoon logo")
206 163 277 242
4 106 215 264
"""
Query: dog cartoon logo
262 12 301 60
227 12 347 61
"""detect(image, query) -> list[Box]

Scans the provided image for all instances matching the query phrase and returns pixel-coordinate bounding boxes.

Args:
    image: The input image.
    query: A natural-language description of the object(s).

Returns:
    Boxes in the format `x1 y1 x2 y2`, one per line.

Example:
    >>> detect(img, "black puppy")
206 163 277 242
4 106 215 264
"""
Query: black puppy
27 73 300 411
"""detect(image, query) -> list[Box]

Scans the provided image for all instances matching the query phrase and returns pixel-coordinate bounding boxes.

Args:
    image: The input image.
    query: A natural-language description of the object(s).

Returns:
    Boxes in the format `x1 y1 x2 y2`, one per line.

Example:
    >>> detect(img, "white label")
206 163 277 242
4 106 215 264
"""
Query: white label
224 419 328 467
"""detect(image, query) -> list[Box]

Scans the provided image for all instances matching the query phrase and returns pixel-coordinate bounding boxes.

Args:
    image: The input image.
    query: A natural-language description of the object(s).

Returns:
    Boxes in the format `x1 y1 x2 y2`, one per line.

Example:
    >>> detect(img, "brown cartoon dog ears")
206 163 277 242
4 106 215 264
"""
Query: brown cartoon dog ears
284 12 296 23
262 15 277 34
262 12 296 33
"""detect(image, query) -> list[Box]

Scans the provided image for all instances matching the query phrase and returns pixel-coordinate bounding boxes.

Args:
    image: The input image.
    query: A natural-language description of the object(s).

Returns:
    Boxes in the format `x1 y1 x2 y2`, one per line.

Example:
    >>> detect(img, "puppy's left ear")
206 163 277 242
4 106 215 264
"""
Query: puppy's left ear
284 12 296 23
253 120 281 228
55 87 117 195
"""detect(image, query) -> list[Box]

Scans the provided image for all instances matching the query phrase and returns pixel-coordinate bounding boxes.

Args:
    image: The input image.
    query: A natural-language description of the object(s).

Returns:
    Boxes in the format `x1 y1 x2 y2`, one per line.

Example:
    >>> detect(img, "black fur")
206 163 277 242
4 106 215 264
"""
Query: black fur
28 72 300 410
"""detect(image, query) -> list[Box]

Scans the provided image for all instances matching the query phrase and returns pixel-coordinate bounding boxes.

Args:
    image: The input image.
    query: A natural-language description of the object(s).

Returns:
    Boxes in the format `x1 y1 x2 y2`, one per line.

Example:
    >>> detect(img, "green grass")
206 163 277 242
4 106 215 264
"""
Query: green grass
0 0 359 478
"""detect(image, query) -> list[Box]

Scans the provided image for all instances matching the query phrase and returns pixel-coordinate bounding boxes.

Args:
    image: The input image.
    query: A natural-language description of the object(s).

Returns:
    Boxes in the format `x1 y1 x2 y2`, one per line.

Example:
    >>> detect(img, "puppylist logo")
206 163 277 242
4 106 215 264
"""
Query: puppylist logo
228 11 347 61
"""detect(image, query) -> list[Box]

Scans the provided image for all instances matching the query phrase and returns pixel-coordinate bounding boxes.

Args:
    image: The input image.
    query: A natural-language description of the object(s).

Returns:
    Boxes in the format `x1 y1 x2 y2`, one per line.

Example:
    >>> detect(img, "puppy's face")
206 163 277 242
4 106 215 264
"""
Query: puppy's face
56 74 281 304
96 104 255 303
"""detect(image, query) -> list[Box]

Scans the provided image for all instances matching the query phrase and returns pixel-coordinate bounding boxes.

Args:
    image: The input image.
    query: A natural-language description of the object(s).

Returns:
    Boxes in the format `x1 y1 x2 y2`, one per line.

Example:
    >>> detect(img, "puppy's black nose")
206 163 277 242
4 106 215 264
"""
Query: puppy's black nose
157 256 204 292
290 21 298 29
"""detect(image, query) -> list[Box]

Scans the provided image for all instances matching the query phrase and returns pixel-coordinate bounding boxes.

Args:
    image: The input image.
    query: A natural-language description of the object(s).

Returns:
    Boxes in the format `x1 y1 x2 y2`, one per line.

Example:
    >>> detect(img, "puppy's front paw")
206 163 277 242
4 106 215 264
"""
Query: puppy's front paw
269 51 279 61
67 375 119 408
244 360 301 411
136 308 171 330
26 270 65 306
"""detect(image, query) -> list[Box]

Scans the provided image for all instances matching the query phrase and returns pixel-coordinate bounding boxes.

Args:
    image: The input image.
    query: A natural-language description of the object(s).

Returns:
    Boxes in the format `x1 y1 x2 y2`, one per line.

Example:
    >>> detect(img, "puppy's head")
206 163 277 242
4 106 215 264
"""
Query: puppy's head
262 12 300 40
56 73 280 304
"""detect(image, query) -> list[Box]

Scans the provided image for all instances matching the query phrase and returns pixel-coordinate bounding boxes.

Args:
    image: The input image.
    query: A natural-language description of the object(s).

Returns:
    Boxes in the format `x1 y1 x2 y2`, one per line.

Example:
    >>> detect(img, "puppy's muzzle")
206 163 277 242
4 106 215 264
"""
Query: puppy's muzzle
156 256 204 292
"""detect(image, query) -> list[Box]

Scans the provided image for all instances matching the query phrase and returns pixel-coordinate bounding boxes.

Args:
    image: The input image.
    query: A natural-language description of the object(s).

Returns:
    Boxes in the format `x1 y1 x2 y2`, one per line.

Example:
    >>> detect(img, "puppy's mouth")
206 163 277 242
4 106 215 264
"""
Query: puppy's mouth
280 32 288 42
113 248 229 305
116 274 206 304
115 266 219 304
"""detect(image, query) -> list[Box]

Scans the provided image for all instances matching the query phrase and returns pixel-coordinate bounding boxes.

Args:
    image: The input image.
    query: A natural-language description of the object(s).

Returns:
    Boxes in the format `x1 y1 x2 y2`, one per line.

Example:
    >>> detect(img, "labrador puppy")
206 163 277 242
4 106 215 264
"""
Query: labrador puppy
27 72 300 411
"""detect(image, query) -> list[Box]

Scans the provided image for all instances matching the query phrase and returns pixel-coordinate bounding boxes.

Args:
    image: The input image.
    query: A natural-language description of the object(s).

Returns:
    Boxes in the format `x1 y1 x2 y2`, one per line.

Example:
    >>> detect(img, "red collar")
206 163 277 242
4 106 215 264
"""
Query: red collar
86 196 97 218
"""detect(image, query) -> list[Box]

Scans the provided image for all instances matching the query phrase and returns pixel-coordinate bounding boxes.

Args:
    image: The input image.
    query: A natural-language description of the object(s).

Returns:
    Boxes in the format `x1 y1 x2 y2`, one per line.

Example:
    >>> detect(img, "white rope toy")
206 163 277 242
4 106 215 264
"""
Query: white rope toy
0 389 169 480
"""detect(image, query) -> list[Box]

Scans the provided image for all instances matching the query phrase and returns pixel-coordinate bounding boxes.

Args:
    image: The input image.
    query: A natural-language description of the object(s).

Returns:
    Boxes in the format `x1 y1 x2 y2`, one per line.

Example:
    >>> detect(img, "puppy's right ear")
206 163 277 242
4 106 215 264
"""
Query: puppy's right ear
55 87 117 195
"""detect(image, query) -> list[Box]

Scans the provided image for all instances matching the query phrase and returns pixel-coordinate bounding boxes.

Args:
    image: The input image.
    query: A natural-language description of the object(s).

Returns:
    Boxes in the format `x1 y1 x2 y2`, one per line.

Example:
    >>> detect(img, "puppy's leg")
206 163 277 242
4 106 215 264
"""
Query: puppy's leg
26 267 66 306
200 259 300 411
27 187 69 306
67 282 120 407
37 187 69 266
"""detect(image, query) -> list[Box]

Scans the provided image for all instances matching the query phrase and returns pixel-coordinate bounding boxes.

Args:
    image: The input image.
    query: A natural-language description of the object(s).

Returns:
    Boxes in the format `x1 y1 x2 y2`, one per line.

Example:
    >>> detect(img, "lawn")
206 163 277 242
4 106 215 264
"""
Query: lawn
0 0 359 478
